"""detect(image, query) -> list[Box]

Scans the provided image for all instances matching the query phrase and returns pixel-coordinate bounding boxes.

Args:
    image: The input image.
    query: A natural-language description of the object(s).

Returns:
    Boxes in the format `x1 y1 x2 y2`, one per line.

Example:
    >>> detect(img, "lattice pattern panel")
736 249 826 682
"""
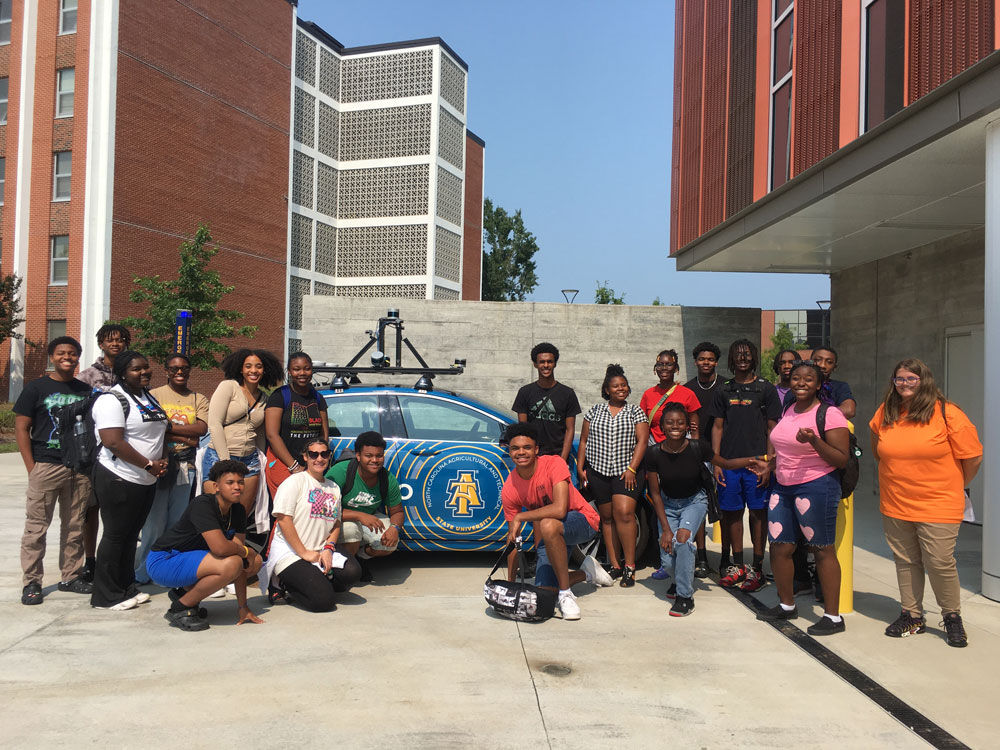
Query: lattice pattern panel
316 221 336 276
294 87 315 147
318 101 339 160
339 164 429 218
295 31 316 86
440 54 466 113
290 213 313 270
340 50 433 103
438 106 464 169
339 104 431 161
288 338 302 353
315 281 337 296
334 283 426 299
319 48 341 101
317 162 338 218
434 285 459 300
435 166 463 225
292 151 314 209
337 224 428 277
434 225 461 283
288 276 312 330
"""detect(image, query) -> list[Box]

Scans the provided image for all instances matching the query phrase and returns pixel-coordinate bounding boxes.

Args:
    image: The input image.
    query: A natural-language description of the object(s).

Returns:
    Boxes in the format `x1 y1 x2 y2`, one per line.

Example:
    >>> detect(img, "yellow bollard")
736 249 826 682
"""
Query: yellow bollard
712 520 721 544
835 421 855 614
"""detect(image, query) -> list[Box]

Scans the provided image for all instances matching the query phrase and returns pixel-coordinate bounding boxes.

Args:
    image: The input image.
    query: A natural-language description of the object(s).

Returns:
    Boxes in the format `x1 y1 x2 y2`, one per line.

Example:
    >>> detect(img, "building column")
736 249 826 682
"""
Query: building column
984 119 1000 601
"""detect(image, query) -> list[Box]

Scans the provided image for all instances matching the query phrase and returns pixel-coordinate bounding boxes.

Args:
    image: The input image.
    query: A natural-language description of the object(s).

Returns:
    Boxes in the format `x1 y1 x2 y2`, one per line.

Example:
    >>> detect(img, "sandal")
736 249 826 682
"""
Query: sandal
168 587 207 618
21 583 43 605
608 566 623 581
267 585 289 605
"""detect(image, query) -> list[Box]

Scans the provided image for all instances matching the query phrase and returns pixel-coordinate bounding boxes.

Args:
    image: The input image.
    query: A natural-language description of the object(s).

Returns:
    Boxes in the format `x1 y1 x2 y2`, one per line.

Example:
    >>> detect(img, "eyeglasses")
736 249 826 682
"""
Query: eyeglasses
306 450 331 459
892 376 921 386
166 366 191 374
654 362 676 370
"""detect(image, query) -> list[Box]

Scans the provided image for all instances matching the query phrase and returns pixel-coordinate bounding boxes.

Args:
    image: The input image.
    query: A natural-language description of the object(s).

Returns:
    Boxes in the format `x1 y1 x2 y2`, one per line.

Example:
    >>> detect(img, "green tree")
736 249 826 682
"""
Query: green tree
651 296 663 306
761 321 797 384
0 274 25 349
114 225 257 370
594 280 625 305
481 198 540 301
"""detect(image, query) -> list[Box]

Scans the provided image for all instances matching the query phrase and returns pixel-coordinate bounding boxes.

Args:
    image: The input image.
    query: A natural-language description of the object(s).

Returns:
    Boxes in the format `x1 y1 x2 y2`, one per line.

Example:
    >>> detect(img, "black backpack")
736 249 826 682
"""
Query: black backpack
815 402 862 499
55 391 130 472
333 448 389 499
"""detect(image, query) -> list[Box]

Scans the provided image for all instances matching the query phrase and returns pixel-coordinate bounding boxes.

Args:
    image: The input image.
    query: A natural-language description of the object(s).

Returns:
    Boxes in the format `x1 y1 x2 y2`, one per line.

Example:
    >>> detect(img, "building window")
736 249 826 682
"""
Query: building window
50 236 69 284
769 1 794 191
56 68 74 117
0 157 5 205
53 152 71 200
45 320 67 369
0 77 8 125
862 0 905 132
0 1 11 46
59 0 77 35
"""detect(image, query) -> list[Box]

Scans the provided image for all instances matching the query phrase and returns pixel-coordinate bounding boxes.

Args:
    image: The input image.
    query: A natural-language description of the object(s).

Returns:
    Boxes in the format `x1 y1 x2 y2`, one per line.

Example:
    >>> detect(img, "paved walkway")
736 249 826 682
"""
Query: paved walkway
0 453 995 748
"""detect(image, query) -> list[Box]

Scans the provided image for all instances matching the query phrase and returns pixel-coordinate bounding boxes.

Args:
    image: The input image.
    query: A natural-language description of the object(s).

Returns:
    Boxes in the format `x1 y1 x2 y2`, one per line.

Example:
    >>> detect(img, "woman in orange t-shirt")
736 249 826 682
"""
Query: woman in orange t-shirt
869 358 982 648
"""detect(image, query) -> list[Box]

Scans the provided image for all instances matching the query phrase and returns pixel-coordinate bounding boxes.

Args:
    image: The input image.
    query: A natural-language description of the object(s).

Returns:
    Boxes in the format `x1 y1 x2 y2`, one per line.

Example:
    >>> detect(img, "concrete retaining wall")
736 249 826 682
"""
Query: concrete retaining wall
301 298 761 417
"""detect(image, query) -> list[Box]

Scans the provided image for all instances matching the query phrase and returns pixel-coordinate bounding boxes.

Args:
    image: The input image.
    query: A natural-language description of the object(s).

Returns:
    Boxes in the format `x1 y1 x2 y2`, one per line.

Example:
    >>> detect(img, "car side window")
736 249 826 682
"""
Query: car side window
396 395 503 443
326 394 381 438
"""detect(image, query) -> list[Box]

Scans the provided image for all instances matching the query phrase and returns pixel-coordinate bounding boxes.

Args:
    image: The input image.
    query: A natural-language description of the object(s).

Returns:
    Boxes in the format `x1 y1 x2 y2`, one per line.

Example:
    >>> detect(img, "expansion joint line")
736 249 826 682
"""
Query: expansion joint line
516 620 553 750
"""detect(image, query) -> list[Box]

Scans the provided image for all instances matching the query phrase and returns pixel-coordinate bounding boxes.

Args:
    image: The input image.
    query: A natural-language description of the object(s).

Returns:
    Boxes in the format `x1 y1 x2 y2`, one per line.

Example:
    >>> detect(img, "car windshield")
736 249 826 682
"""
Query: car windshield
397 394 503 443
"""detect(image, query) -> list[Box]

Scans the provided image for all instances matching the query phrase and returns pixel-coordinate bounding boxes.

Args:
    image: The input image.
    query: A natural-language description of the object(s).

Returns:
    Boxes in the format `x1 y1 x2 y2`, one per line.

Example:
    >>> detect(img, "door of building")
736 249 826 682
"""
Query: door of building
945 325 984 523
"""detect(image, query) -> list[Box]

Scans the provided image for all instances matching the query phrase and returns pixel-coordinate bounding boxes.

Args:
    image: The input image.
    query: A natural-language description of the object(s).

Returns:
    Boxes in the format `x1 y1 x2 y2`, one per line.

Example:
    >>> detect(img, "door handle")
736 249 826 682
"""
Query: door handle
410 449 442 456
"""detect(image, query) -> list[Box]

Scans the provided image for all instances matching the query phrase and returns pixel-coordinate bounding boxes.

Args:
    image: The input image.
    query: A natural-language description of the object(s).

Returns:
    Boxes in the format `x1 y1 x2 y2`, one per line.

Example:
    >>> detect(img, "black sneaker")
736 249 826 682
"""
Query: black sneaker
756 603 798 622
164 607 210 632
669 596 694 617
21 583 43 605
693 559 709 579
619 566 636 588
807 616 846 636
942 612 968 648
80 558 95 583
608 566 623 581
168 587 208 619
58 577 93 595
359 558 375 583
884 610 926 638
665 583 677 600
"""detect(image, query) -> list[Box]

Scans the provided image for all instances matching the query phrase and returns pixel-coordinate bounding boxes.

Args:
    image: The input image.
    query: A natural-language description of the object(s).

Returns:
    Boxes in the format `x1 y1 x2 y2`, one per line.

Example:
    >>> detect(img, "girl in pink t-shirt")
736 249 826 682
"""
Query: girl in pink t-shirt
749 360 850 635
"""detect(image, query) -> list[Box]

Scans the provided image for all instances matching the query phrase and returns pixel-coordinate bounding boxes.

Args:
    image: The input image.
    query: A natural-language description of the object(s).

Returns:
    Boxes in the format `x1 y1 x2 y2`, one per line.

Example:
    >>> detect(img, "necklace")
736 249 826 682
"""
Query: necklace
661 439 688 454
696 375 717 391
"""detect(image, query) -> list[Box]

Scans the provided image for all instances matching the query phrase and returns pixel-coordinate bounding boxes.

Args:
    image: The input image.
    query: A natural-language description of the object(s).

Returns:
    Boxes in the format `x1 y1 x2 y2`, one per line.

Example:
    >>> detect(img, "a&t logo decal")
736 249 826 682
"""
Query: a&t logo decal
445 471 484 517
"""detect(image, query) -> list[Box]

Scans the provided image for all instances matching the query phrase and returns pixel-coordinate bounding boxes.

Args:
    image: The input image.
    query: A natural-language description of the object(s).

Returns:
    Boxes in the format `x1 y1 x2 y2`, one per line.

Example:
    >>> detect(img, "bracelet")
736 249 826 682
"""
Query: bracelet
287 461 299 471
625 466 636 474
323 542 337 551
241 545 249 559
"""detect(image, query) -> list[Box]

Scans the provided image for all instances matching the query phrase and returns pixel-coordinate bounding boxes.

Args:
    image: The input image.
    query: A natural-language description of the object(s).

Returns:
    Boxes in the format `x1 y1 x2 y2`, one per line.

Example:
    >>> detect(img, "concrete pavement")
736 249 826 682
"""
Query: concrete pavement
0 452 996 748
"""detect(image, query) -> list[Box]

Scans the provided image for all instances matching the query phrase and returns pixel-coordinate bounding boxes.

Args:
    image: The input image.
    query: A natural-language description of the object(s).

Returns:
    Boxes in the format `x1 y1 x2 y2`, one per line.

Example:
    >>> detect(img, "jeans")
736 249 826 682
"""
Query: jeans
662 490 708 598
534 511 598 589
135 465 194 583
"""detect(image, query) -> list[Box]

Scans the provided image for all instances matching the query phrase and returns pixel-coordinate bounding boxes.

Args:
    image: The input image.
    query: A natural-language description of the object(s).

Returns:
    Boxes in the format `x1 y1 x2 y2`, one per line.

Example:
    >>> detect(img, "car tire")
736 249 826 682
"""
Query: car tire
571 502 651 567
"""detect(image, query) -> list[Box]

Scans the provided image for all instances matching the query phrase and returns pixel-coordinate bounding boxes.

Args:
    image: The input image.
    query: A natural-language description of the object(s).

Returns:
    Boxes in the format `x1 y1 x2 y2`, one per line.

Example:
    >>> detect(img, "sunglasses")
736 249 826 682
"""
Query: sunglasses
166 366 191 374
306 450 331 459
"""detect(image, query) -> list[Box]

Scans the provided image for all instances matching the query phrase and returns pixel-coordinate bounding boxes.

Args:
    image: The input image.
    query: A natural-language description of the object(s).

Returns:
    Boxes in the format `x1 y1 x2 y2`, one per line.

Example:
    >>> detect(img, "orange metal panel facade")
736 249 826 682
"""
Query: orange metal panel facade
792 0 841 176
700 0 730 233
907 0 994 103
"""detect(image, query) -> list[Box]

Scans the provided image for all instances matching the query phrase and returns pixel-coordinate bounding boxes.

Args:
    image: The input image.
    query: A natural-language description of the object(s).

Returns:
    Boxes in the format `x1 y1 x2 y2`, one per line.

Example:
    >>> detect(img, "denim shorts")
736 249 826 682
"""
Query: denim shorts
535 510 598 589
203 445 261 479
767 472 841 547
718 468 770 511
146 548 209 588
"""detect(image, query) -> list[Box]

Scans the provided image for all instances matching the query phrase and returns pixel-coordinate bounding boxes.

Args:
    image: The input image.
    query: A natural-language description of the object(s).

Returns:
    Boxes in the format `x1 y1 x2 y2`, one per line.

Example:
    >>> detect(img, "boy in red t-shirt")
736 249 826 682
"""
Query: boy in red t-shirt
500 423 612 620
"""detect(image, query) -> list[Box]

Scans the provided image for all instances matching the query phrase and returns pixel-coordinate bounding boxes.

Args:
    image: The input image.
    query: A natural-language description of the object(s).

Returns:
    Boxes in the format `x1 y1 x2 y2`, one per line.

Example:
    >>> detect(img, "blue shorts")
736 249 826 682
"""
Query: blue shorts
146 548 209 588
767 472 841 547
534 510 598 589
203 446 261 479
718 468 770 511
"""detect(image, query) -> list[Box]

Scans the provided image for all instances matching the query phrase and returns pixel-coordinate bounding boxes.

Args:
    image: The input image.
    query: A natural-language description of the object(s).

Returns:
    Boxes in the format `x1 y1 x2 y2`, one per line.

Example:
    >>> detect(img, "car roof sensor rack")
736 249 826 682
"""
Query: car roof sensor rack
312 308 466 392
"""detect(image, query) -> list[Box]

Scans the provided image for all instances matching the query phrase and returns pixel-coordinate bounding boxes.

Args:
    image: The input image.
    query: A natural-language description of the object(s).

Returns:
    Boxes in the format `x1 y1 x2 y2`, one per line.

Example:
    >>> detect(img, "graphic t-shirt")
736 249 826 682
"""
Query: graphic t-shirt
271 472 342 575
152 493 247 552
325 459 403 514
92 385 168 485
640 382 702 443
265 386 325 459
770 402 848 485
13 376 92 463
149 385 208 458
643 439 714 500
501 455 600 531
511 382 582 455
684 376 721 446
708 377 782 458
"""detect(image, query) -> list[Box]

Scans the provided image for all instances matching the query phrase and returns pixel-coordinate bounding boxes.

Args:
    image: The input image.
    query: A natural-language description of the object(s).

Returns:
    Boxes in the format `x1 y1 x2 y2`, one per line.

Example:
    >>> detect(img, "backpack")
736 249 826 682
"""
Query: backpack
815 402 862 499
684 439 721 524
55 391 130 472
277 384 327 411
333 448 389 499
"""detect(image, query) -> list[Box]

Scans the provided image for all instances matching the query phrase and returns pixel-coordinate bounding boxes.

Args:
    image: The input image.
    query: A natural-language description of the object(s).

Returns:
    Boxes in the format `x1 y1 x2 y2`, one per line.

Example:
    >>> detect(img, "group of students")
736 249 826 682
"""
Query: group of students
14 325 404 631
502 340 982 647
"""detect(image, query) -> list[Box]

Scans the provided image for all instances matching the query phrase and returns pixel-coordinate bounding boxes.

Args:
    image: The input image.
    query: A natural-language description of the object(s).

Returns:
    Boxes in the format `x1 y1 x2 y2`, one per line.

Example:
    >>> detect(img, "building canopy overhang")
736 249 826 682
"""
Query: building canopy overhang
674 51 1000 275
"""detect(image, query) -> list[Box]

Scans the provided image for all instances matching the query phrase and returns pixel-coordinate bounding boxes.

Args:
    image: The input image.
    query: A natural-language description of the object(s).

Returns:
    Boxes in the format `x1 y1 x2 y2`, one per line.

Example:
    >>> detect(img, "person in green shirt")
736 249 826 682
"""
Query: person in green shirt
325 431 404 582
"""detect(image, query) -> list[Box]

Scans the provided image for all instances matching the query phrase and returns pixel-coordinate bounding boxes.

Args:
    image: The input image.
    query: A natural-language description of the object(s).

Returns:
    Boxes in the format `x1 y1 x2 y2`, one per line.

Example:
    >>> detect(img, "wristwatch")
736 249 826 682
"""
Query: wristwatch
144 461 154 473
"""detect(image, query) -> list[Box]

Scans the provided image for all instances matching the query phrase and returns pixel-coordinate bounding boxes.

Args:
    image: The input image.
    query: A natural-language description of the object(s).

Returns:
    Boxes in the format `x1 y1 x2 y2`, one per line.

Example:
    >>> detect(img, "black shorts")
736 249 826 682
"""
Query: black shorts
587 467 644 503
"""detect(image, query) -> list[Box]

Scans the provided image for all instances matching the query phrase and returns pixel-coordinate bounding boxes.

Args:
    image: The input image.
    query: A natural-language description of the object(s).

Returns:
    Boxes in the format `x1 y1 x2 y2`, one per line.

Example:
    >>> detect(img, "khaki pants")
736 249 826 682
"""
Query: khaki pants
341 513 399 555
21 462 92 586
882 515 962 615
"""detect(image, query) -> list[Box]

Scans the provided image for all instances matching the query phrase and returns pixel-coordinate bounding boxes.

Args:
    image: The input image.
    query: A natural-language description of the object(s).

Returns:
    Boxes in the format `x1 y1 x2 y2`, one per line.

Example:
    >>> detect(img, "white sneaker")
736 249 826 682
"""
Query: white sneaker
581 555 613 587
556 590 581 620
94 596 139 611
132 592 151 605
225 583 237 595
207 588 226 598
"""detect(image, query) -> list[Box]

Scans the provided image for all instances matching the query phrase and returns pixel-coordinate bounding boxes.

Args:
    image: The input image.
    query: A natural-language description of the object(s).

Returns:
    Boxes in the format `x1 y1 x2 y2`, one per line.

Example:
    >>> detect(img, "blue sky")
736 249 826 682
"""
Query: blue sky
298 0 831 309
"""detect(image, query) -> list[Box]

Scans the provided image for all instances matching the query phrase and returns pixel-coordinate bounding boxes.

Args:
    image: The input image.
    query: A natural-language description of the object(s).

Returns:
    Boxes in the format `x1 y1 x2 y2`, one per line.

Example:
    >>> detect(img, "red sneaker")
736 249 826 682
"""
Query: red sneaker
719 564 746 588
740 567 766 592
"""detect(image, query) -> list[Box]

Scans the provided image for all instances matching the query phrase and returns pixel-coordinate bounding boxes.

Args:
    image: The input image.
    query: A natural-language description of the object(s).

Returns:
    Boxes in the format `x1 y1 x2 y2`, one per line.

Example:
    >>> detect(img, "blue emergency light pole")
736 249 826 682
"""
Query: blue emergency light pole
174 309 192 356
